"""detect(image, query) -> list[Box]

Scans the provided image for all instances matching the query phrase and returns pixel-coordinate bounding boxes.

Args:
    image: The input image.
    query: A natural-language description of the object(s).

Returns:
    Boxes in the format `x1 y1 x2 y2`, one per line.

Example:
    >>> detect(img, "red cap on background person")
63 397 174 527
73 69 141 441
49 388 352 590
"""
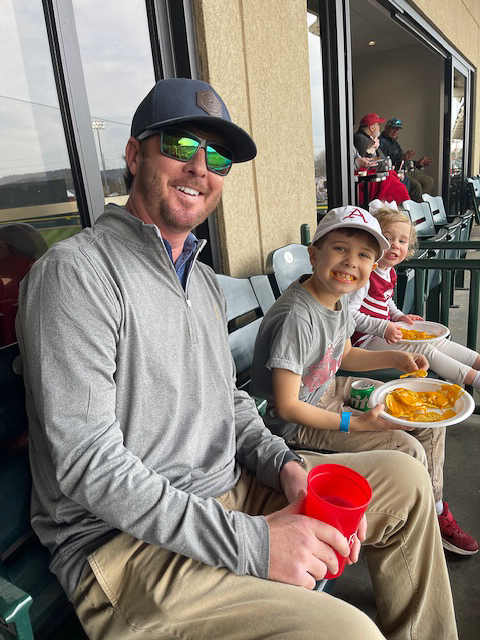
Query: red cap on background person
359 113 386 127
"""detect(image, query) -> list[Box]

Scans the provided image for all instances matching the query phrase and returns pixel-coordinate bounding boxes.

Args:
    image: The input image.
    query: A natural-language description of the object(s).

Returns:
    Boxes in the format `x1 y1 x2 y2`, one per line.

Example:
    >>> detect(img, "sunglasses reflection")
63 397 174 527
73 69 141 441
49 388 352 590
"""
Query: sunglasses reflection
161 128 233 175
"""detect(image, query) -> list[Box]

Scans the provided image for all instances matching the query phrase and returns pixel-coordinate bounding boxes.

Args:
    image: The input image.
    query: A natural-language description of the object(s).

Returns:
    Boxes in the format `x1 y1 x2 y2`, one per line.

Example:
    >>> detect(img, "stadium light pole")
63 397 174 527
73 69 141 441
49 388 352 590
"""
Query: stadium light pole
91 119 107 194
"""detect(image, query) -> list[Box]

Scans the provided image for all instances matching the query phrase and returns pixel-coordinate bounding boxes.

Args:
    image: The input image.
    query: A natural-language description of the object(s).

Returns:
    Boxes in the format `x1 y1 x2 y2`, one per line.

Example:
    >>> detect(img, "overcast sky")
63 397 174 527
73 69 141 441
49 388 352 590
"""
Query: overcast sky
307 11 326 158
1 0 155 180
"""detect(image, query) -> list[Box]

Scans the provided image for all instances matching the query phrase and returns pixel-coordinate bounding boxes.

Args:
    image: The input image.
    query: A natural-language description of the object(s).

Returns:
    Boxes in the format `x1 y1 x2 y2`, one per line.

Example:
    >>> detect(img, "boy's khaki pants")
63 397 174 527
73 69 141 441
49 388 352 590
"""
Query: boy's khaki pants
72 450 458 640
289 376 445 501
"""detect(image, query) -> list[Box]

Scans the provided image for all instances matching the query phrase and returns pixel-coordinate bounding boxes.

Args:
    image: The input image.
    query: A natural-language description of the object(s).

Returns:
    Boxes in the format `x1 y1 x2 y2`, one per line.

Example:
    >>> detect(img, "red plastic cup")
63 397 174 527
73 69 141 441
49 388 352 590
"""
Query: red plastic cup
304 463 372 579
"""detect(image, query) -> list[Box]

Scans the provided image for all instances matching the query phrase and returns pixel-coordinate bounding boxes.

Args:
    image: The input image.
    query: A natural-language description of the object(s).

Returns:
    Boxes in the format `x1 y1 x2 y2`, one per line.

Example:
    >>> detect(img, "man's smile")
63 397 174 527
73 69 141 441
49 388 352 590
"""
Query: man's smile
175 185 200 196
174 184 204 197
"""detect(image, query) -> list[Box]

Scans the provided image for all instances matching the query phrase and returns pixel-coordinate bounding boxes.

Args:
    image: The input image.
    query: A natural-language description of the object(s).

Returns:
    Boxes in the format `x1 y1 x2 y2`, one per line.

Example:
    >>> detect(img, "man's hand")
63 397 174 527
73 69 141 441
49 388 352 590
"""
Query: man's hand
279 459 308 504
384 322 403 344
417 156 433 168
366 139 380 155
356 157 378 169
390 350 429 373
346 514 367 566
398 313 424 324
403 149 416 161
356 157 371 169
266 490 352 588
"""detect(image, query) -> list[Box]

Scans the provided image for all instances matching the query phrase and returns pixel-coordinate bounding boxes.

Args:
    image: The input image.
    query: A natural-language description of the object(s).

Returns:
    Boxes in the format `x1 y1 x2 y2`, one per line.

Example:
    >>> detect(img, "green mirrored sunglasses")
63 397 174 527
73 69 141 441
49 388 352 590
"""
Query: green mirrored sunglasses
140 127 234 175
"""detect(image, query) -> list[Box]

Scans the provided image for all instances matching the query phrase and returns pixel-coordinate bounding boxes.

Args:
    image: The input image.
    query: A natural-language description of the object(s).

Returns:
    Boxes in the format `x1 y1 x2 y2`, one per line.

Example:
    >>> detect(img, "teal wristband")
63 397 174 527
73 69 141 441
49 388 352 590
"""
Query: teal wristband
339 412 351 433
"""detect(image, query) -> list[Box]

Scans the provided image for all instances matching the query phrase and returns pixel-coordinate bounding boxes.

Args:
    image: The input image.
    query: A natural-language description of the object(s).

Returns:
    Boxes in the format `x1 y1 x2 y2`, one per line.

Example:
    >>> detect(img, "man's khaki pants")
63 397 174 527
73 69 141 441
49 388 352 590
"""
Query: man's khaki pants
72 450 458 640
289 377 445 501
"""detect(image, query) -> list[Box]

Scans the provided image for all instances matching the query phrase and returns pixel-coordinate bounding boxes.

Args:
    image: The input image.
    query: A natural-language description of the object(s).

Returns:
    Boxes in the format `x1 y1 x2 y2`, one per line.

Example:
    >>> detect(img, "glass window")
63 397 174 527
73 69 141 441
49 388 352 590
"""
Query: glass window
450 70 465 178
307 6 328 218
0 0 81 347
71 0 156 206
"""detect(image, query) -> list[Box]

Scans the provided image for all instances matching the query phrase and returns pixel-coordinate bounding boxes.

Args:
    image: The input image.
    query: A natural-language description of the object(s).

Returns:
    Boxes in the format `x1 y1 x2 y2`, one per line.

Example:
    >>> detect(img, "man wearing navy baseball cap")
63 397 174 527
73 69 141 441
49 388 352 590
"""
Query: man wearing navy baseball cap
17 78 458 640
123 77 256 245
379 117 434 201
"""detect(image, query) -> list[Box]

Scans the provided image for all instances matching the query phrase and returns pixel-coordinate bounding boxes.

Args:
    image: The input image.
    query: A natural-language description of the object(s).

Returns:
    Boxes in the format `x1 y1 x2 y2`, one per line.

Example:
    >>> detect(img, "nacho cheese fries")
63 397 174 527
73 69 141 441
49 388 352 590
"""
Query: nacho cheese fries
400 328 437 341
400 370 428 379
385 384 464 422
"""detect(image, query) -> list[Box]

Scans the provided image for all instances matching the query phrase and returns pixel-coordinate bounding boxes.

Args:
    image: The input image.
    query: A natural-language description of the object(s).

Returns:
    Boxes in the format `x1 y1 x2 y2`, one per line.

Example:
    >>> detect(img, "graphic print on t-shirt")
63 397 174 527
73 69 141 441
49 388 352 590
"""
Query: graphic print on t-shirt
302 341 343 392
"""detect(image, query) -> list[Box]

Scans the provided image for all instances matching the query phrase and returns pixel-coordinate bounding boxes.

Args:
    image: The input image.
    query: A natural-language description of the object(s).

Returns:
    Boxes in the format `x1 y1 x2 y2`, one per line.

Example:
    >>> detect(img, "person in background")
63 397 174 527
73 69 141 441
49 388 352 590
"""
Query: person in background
17 79 458 640
353 144 409 205
353 147 378 170
0 223 47 346
379 117 434 201
353 113 388 169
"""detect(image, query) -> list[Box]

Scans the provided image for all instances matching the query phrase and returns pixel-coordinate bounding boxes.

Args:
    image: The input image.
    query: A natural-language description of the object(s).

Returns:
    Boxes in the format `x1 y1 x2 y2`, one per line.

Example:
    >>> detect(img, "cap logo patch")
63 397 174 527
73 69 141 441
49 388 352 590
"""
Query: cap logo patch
196 90 222 117
343 208 368 223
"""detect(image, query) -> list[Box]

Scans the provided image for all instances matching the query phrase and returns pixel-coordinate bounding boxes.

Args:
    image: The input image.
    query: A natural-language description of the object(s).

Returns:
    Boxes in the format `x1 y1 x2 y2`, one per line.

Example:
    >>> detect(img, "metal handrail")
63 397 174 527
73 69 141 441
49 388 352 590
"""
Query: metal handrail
403 258 480 351
416 241 480 250
403 256 480 404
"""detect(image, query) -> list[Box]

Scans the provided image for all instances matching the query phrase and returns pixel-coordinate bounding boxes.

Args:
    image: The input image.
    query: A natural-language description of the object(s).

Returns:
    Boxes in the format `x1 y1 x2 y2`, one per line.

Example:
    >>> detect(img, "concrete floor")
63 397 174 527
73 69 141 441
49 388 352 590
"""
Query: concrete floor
332 226 480 639
332 414 480 639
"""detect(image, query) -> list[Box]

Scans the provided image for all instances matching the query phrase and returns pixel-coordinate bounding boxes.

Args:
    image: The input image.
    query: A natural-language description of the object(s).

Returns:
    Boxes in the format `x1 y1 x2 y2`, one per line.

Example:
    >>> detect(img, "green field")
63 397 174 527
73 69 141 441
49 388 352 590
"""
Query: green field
1 213 82 247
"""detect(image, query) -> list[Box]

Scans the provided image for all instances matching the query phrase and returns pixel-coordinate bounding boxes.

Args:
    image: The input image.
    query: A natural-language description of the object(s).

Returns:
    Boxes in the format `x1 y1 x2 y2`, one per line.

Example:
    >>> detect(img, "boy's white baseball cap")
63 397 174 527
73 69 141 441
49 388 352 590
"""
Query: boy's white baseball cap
312 205 390 254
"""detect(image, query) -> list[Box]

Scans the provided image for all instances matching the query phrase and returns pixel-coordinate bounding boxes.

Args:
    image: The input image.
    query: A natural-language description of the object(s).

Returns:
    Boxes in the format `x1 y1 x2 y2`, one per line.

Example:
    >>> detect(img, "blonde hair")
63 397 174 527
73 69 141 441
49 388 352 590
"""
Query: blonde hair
372 207 418 259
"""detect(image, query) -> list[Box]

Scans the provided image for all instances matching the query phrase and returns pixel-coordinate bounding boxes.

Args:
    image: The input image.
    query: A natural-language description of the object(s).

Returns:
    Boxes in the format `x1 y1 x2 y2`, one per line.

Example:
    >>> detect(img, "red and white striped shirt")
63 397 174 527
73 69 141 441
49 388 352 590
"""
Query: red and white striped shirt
350 267 400 346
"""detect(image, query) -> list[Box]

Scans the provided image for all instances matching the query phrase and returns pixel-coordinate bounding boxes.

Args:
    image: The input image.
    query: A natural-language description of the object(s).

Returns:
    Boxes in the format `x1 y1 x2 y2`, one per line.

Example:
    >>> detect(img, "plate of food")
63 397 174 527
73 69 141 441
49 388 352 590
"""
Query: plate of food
396 320 450 344
368 378 474 428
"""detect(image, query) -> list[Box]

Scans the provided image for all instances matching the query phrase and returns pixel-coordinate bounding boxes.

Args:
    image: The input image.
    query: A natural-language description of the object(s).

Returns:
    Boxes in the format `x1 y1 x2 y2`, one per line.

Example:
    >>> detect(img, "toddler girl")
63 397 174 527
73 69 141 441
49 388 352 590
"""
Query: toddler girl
348 202 480 389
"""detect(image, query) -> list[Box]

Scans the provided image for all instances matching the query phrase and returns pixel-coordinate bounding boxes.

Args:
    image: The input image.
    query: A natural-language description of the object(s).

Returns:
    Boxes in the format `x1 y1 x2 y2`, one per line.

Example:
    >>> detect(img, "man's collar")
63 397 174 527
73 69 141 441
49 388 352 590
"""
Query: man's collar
162 231 198 255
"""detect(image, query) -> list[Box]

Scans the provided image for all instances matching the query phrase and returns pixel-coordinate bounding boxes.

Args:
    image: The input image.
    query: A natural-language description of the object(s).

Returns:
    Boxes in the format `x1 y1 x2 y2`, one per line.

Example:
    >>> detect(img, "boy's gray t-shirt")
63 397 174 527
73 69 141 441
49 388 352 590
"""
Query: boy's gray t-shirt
250 277 356 441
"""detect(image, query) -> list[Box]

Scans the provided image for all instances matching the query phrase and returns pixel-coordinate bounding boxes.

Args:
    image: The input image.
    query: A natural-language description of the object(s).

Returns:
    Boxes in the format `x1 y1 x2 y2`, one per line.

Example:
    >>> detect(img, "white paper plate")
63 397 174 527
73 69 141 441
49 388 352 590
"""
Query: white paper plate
368 378 474 428
396 320 450 344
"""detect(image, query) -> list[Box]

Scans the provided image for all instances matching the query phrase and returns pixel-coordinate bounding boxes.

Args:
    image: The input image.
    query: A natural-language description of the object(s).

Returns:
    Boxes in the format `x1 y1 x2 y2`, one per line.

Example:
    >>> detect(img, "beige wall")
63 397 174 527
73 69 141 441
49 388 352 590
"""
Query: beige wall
193 0 317 277
191 0 480 277
353 44 444 192
409 0 480 172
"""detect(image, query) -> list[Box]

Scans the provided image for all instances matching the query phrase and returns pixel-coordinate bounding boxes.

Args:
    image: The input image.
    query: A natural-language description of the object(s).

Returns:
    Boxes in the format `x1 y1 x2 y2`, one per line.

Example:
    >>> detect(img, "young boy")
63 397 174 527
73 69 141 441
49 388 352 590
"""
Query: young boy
251 205 429 445
251 204 477 555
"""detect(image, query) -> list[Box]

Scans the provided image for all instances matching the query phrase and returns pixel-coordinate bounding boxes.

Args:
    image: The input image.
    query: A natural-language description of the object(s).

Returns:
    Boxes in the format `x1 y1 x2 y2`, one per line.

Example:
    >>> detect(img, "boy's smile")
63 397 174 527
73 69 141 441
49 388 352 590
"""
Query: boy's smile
305 230 378 308
330 270 358 284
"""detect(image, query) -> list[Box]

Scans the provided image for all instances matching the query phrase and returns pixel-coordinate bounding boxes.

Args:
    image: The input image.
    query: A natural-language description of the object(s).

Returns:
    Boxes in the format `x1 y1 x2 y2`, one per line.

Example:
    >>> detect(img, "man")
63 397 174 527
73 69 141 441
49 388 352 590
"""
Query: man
380 117 434 201
353 113 388 170
17 78 458 639
353 114 409 204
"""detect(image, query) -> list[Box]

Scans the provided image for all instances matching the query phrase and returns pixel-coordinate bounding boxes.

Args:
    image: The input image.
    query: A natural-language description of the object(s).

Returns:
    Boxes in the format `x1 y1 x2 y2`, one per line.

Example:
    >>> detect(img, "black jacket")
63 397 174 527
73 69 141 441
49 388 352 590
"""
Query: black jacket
354 130 387 171
379 133 403 169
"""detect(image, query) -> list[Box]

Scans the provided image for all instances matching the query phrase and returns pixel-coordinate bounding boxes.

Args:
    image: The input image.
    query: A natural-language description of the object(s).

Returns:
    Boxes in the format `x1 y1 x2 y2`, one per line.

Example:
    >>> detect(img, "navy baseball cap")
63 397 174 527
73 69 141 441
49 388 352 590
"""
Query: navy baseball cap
130 78 257 163
386 117 403 128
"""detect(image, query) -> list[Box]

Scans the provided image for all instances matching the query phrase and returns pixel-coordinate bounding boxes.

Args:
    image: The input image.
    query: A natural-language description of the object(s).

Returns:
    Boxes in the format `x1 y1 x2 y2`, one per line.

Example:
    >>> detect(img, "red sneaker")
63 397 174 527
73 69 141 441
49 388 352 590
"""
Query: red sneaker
438 502 478 555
